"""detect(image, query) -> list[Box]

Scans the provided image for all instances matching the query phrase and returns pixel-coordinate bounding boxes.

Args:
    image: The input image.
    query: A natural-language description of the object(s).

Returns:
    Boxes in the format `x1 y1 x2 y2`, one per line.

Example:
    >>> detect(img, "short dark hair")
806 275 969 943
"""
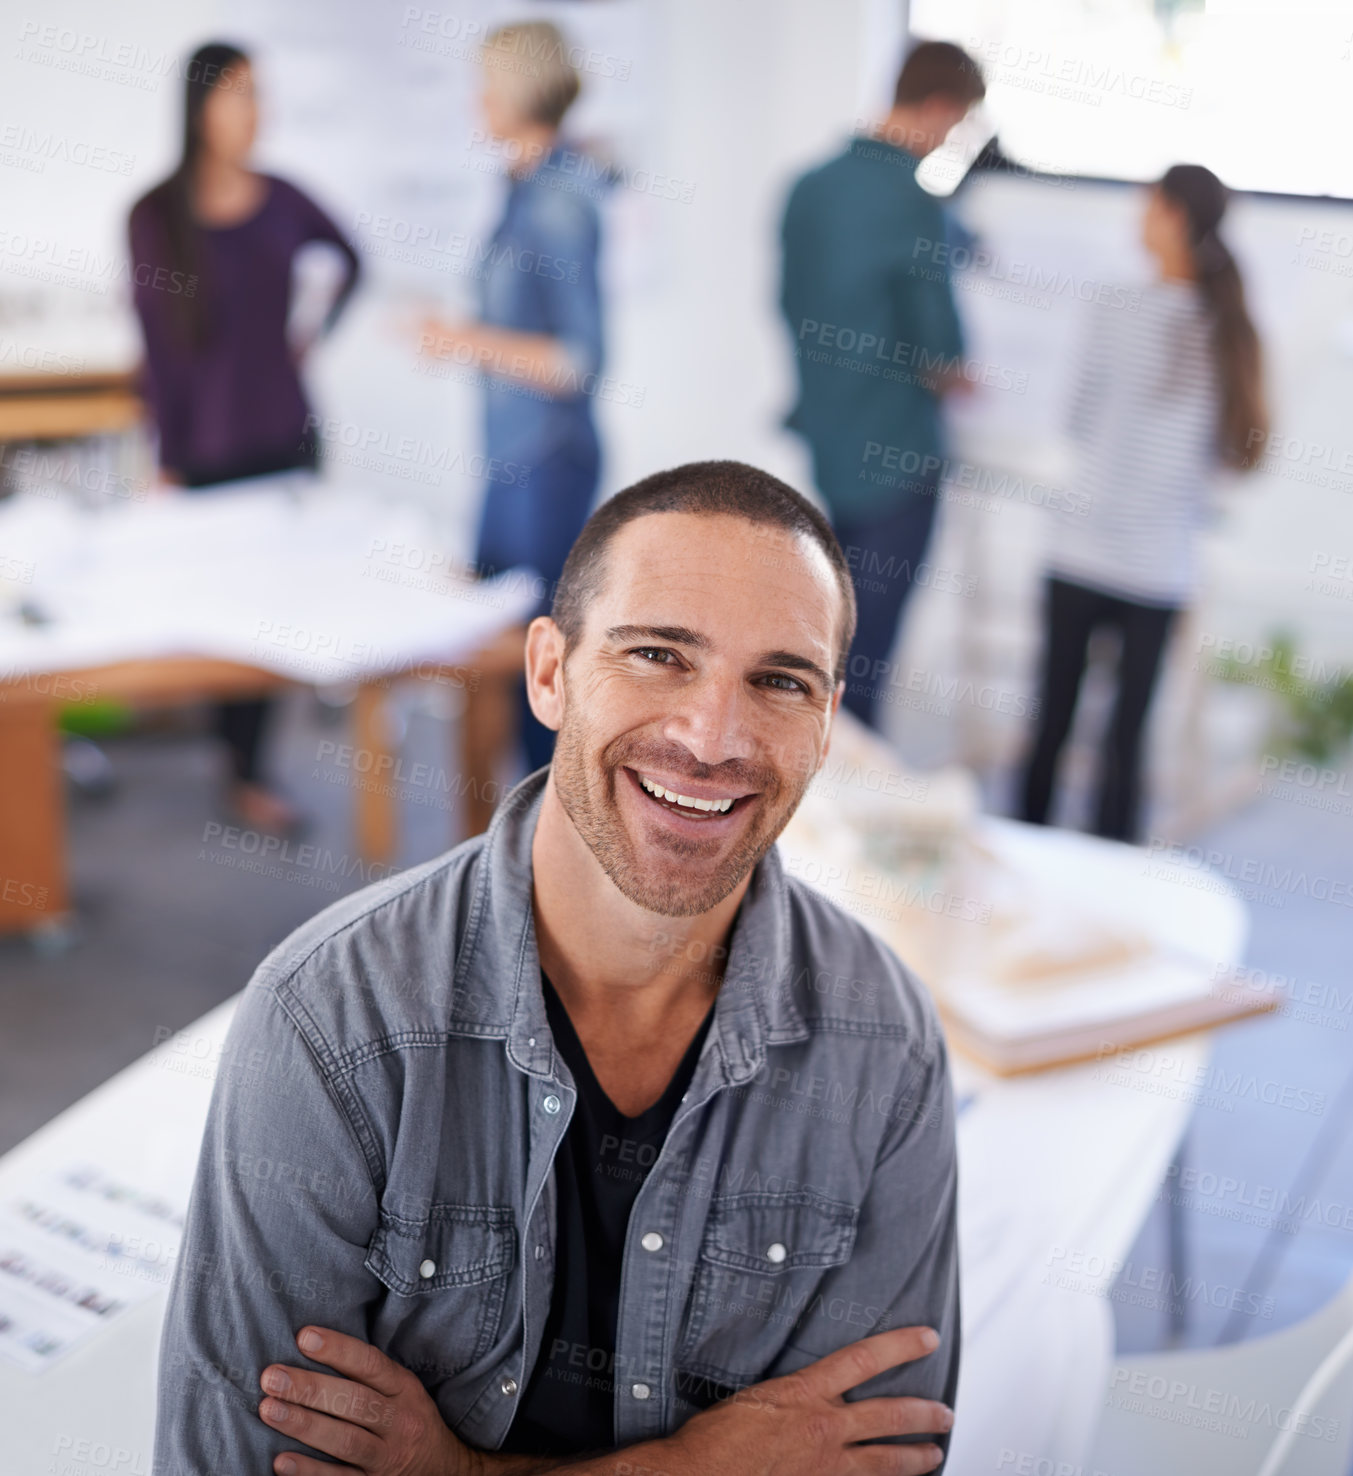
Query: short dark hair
550 460 858 684
894 40 986 109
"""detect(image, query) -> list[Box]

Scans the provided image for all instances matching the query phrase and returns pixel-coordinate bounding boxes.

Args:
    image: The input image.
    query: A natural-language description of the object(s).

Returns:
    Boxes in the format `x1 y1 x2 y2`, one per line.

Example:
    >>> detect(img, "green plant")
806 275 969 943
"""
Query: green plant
1216 629 1353 763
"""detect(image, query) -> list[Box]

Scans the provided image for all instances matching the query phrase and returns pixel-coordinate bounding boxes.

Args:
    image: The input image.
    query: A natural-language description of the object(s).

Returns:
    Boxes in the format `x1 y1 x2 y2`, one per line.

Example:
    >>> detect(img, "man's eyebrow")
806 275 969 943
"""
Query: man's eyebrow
759 649 834 693
604 625 833 694
604 624 710 649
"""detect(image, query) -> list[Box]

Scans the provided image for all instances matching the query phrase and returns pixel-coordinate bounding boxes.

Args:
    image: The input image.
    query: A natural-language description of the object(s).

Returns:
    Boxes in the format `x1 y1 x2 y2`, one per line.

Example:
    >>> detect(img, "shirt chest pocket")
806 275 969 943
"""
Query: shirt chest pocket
365 1203 517 1379
677 1190 858 1388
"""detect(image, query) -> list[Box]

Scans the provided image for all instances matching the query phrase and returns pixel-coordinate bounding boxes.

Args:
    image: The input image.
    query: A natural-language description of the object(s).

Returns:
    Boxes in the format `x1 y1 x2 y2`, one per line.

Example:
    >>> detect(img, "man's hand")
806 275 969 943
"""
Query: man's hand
254 1323 951 1476
653 1325 952 1476
257 1325 476 1476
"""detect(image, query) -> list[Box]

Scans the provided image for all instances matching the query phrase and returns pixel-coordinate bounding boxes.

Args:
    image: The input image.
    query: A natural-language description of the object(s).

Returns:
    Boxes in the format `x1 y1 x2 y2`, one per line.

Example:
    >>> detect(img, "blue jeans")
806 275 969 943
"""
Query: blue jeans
832 489 939 730
473 431 600 772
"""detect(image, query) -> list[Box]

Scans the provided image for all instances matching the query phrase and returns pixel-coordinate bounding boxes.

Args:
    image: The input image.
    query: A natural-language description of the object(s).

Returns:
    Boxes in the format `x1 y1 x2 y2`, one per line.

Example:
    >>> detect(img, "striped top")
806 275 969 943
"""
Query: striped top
1048 279 1222 606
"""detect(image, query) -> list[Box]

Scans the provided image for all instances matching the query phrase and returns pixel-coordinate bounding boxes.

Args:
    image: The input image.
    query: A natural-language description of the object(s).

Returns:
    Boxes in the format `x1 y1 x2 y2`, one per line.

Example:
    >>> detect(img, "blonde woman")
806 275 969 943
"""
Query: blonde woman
422 22 605 821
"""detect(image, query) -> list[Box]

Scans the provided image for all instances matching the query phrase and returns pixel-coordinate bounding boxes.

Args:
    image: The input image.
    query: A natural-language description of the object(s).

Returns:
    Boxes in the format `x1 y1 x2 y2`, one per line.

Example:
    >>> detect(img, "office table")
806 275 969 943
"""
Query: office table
0 806 1246 1475
0 474 538 934
0 370 141 447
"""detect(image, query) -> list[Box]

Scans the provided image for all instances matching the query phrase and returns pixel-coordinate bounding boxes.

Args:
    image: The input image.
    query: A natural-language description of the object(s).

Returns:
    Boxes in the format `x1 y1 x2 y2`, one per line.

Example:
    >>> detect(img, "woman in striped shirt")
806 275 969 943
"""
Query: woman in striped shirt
1019 164 1268 842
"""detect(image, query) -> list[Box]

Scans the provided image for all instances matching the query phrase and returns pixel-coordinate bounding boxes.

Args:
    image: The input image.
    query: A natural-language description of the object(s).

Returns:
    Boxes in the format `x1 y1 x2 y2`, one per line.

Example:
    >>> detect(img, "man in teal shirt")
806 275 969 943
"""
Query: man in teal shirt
780 40 985 729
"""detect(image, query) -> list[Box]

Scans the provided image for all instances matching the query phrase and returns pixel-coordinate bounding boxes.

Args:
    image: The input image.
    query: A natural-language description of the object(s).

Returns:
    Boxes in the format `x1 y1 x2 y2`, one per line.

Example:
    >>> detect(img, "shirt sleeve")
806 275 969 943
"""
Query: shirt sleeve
771 1018 961 1470
127 201 193 476
152 972 382 1475
530 189 604 385
283 178 362 334
894 201 966 381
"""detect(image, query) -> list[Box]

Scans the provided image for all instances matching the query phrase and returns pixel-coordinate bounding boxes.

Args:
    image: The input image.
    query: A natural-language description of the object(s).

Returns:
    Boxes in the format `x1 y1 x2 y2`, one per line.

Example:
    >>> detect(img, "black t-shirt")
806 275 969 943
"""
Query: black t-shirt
500 970 716 1457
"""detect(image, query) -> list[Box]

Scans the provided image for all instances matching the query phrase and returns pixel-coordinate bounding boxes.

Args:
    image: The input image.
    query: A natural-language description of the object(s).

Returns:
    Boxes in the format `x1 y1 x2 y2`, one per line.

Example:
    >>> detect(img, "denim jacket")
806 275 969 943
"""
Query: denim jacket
153 766 960 1471
480 146 604 471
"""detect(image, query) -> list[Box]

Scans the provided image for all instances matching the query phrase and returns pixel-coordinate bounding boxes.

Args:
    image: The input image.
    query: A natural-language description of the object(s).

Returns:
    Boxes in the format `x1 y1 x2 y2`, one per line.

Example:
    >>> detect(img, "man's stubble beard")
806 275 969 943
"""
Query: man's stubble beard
549 695 811 920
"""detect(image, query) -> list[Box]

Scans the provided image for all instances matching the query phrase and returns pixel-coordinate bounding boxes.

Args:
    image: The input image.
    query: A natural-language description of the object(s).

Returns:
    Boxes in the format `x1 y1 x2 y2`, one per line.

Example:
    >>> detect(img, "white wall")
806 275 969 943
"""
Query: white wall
5 0 1351 736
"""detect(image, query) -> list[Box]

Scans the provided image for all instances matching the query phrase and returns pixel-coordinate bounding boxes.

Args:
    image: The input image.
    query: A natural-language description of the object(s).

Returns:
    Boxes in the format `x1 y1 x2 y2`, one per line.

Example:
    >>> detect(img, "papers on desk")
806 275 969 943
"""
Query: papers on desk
779 711 1258 1076
0 477 541 686
938 953 1277 1075
0 1162 185 1372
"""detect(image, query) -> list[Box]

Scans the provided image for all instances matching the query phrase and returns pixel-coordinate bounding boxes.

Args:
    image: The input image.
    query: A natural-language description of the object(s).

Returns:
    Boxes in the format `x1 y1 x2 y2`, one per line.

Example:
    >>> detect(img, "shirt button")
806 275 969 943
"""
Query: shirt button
534 1244 545 1261
631 1382 651 1400
500 1375 519 1397
766 1242 787 1264
419 1259 437 1279
543 1094 562 1114
640 1231 664 1253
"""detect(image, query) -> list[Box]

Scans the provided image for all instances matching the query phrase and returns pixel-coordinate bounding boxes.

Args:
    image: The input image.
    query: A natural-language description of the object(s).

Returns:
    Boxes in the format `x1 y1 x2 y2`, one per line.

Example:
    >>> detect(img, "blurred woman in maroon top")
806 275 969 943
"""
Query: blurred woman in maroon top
128 42 359 832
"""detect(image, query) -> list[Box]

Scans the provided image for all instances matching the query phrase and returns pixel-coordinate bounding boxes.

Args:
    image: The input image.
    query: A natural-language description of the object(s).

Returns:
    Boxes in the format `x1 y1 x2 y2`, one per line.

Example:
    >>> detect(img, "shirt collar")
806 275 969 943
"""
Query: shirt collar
848 132 922 170
448 766 808 1084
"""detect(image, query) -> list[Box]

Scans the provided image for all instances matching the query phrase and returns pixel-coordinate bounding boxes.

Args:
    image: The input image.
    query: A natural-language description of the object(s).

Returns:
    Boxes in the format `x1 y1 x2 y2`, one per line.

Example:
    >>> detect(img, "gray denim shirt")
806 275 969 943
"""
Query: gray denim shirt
153 766 960 1471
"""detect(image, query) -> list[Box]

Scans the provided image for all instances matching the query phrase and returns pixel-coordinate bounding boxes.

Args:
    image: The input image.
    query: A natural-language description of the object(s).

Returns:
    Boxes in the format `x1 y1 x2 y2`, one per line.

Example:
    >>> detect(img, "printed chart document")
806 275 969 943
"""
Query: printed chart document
0 1163 185 1372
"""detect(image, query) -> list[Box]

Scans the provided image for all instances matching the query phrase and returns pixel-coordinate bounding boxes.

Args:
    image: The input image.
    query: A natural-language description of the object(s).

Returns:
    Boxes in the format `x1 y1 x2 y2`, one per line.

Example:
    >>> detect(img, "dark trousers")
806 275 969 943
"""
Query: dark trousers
1019 575 1179 843
182 431 319 787
473 432 600 773
832 490 939 730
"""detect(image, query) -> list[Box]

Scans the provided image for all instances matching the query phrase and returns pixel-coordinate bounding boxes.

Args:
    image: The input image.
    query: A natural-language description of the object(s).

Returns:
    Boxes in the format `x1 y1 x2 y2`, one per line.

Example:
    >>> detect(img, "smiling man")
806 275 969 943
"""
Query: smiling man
153 461 960 1476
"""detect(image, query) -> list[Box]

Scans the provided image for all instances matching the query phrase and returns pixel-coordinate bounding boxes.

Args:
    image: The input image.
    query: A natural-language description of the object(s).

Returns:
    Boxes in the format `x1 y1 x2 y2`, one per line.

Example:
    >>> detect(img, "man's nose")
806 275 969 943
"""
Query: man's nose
661 672 757 768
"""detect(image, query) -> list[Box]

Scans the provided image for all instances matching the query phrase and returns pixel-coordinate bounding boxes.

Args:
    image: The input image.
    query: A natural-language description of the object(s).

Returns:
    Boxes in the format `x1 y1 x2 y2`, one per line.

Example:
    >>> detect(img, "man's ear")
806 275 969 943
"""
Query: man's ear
524 615 565 732
816 679 846 773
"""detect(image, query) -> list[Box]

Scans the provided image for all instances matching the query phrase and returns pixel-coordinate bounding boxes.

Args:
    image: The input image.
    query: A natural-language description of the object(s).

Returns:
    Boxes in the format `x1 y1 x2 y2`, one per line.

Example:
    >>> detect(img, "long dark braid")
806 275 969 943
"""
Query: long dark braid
1158 164 1269 470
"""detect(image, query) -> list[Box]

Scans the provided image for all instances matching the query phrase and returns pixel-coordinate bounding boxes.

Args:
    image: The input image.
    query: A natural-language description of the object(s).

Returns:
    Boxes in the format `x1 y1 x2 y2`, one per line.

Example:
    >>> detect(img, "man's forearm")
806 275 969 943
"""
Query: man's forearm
476 1456 573 1475
476 1436 684 1476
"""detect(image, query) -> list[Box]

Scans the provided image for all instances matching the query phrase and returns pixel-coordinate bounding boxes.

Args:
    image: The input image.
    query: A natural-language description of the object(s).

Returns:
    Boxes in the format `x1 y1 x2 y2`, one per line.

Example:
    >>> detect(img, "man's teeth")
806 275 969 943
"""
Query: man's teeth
638 774 735 813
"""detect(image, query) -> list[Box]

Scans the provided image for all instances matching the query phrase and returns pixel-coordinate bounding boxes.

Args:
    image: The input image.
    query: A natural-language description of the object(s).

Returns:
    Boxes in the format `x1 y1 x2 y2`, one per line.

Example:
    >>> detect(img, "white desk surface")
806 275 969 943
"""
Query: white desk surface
0 475 538 685
0 809 1247 1476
